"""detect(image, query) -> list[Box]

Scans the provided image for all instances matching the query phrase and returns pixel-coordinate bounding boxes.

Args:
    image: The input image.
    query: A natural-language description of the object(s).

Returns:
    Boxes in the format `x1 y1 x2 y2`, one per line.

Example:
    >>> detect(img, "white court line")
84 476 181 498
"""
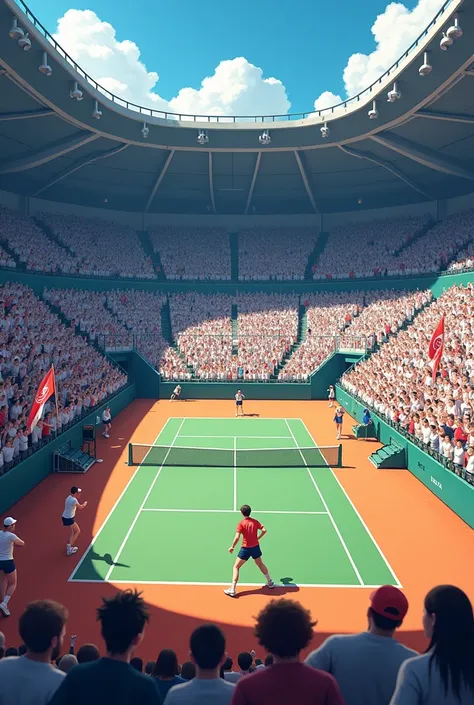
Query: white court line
68 418 173 582
104 419 186 582
299 419 402 587
141 508 328 515
178 435 293 439
178 417 304 421
69 579 386 588
284 418 364 586
233 436 237 512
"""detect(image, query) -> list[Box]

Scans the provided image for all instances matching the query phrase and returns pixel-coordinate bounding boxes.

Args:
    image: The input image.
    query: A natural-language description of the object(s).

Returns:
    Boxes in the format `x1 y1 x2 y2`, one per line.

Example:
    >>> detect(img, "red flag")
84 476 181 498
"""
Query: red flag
428 316 444 381
27 366 56 432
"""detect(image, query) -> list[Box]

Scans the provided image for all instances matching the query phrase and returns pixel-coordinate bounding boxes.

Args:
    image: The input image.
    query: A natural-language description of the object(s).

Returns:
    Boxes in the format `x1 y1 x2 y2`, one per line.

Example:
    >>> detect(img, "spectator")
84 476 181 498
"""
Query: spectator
264 654 274 667
180 661 196 680
48 590 161 705
225 653 253 683
149 227 231 281
238 228 317 281
390 585 474 704
145 660 156 675
231 599 344 705
164 624 234 704
76 643 100 663
222 656 235 680
306 586 416 705
58 654 78 673
131 656 144 672
4 646 19 657
0 599 68 705
152 649 185 700
18 644 27 656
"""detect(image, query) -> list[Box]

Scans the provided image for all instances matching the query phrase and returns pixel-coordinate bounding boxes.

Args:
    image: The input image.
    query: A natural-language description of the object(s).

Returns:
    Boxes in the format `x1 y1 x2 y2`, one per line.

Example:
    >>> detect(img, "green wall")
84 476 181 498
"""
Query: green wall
336 385 474 529
0 384 136 514
159 380 312 400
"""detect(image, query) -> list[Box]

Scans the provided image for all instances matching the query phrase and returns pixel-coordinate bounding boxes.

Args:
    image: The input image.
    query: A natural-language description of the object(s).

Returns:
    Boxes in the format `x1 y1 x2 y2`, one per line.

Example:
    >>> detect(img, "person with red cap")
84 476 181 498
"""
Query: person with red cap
305 585 417 705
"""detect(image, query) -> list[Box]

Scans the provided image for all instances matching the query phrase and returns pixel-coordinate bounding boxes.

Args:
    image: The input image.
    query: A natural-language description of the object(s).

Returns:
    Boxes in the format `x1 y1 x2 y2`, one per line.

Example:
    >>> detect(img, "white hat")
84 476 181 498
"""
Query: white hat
3 517 17 527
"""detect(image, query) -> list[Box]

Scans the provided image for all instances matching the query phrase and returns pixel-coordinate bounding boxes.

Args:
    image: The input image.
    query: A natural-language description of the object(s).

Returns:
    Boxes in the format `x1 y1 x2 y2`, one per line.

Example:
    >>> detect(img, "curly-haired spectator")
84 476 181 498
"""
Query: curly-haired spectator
164 624 234 705
48 590 161 705
0 599 68 704
231 599 344 705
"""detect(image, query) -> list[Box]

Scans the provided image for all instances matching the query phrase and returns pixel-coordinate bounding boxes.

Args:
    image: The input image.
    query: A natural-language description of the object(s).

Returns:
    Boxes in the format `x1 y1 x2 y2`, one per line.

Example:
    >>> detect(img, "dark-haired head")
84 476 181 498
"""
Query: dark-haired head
238 652 253 672
97 589 149 656
76 643 100 663
254 599 315 659
423 585 474 700
181 660 196 680
240 505 251 517
152 649 179 679
190 624 226 672
130 657 143 672
19 600 68 660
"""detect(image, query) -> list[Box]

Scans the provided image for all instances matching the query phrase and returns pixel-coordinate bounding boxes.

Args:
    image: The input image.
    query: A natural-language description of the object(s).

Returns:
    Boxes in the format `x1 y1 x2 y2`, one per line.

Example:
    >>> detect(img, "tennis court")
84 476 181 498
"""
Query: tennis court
70 417 400 588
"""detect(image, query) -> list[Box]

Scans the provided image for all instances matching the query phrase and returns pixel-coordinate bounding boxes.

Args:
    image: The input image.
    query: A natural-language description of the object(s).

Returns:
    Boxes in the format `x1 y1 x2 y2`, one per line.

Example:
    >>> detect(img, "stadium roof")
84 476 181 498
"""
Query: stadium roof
1 0 474 216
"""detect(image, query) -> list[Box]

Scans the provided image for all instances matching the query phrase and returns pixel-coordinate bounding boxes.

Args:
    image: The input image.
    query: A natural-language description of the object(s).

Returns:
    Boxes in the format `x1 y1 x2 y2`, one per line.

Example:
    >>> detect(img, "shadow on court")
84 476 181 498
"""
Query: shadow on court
89 550 130 569
233 578 299 599
243 413 260 417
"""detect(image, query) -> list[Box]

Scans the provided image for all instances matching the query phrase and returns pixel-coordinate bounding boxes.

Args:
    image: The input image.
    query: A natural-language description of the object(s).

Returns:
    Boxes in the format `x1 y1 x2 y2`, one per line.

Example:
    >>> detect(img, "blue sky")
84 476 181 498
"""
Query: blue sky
26 0 432 115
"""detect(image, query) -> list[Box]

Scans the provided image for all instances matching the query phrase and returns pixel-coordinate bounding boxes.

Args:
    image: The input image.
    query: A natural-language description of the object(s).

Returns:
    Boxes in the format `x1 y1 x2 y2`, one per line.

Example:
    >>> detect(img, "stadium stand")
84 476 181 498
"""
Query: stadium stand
147 226 231 281
238 228 318 281
0 283 127 473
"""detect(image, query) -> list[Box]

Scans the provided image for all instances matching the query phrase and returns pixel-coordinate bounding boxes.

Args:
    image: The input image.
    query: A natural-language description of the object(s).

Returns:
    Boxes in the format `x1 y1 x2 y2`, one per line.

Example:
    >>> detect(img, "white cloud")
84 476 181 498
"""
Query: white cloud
313 0 446 110
313 91 343 112
53 9 290 116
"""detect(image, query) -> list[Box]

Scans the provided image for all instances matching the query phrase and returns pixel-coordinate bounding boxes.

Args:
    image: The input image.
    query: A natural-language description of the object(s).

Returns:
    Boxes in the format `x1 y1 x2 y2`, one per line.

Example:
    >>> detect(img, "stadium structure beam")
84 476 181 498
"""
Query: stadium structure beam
416 109 474 124
294 150 318 213
370 132 474 181
0 131 100 175
144 150 175 213
244 152 261 215
32 143 130 197
0 108 54 121
209 152 216 214
338 145 433 201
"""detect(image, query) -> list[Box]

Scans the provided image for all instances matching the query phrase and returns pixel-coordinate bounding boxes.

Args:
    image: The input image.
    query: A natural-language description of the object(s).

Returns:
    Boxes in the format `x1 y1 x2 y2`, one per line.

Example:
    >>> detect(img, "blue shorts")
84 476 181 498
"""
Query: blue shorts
0 559 15 574
62 517 75 527
238 544 262 561
236 400 243 406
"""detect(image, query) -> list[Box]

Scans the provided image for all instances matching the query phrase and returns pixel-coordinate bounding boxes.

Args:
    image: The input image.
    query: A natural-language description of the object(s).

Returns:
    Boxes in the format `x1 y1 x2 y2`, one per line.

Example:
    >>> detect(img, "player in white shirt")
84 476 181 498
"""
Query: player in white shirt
465 447 474 482
235 390 245 417
0 517 25 617
62 487 88 556
453 440 465 475
102 406 112 438
170 385 182 402
327 385 335 408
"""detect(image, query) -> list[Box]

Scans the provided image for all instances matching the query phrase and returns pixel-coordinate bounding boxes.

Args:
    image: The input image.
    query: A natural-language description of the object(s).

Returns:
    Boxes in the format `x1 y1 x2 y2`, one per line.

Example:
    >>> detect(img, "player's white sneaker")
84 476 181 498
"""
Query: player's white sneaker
267 580 275 589
0 602 10 617
224 588 236 597
67 547 79 556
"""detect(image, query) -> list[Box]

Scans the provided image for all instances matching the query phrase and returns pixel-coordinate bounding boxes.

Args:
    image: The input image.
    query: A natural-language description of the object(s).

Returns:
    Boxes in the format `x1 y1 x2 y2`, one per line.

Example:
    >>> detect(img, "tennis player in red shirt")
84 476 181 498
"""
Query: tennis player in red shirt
224 505 274 597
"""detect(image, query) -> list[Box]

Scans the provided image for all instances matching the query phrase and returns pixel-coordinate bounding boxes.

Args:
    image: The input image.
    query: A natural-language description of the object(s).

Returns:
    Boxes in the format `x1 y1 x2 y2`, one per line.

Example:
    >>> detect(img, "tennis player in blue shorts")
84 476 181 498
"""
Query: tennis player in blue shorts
235 390 245 417
224 505 274 597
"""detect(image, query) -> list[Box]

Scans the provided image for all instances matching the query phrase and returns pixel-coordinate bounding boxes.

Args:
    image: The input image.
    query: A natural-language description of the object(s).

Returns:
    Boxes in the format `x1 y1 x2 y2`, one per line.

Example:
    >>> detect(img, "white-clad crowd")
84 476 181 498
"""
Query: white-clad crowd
313 215 431 280
169 293 233 379
0 245 15 269
148 227 231 281
0 206 76 274
342 283 474 482
0 283 127 472
37 212 156 280
235 293 299 380
238 228 317 281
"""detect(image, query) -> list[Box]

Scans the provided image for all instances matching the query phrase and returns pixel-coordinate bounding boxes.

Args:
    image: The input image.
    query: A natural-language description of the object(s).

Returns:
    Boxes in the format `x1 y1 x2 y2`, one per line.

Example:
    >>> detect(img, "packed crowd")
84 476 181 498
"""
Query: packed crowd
0 283 127 473
169 293 234 380
1 584 474 705
235 293 299 380
238 228 317 281
313 215 432 280
341 283 474 483
0 207 76 274
37 212 156 280
148 227 231 281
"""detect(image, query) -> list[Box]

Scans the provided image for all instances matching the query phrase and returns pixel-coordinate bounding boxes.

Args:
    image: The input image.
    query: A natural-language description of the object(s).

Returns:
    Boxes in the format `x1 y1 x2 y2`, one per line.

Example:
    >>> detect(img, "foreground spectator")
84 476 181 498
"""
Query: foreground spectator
0 599 68 705
58 654 78 673
306 586 416 705
164 624 234 704
49 590 161 705
231 599 344 705
390 585 474 705
76 643 100 663
152 649 185 700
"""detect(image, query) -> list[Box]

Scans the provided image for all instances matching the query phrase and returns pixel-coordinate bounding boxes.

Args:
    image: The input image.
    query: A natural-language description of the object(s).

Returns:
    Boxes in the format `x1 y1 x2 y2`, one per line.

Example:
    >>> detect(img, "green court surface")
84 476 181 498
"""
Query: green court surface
70 418 400 587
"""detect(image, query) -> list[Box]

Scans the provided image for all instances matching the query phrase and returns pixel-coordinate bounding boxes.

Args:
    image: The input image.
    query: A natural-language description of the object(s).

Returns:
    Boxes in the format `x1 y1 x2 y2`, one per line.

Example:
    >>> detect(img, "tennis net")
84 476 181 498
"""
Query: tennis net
128 443 342 468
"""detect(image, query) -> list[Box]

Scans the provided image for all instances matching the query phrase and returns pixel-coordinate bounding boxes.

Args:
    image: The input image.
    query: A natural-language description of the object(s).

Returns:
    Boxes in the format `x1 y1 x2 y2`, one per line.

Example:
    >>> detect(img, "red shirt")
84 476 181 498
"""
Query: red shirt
237 517 263 548
231 662 344 705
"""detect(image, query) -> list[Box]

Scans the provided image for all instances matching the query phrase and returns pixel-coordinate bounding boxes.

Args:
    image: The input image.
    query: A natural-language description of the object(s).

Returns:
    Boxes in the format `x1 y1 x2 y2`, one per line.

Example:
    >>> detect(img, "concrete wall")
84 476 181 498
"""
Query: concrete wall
323 200 438 229
0 188 20 209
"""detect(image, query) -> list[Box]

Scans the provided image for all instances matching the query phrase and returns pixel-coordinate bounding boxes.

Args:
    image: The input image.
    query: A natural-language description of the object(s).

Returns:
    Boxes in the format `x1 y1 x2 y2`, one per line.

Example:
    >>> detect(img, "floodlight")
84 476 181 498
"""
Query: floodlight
447 16 463 40
440 33 453 50
18 32 31 51
197 130 209 145
92 100 102 119
38 52 52 76
9 18 24 40
259 130 271 146
368 100 378 119
320 123 329 138
141 122 149 139
70 81 83 100
419 52 432 76
387 82 401 102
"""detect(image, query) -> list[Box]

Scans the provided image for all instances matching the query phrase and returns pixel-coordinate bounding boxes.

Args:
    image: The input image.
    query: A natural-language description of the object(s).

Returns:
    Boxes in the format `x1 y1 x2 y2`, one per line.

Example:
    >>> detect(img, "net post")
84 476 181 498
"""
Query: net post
337 444 342 468
128 443 133 466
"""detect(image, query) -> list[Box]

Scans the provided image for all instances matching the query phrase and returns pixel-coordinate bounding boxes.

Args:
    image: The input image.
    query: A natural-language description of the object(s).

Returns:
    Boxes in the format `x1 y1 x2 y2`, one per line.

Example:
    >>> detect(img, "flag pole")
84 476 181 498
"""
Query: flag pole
52 364 59 421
